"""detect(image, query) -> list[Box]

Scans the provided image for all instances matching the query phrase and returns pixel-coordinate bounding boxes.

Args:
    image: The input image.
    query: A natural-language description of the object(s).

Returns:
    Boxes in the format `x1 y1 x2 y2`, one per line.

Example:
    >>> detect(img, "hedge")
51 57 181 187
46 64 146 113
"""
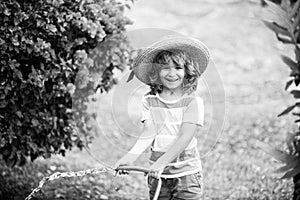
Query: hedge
0 0 133 167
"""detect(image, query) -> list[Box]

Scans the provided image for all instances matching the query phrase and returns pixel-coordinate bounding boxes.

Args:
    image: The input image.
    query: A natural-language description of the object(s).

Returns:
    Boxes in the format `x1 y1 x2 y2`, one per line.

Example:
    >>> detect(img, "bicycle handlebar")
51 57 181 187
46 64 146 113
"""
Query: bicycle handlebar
115 165 161 200
115 165 176 178
116 166 149 173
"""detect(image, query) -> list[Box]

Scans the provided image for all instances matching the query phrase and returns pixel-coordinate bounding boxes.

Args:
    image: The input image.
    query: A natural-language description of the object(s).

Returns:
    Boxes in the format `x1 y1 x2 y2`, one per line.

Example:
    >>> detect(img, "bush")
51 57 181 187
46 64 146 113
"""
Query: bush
259 0 300 199
0 0 133 167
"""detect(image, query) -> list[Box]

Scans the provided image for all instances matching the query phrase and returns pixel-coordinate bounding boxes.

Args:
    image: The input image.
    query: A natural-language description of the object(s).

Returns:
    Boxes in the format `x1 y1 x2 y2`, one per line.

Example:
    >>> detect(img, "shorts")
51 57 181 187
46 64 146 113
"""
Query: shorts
147 172 203 200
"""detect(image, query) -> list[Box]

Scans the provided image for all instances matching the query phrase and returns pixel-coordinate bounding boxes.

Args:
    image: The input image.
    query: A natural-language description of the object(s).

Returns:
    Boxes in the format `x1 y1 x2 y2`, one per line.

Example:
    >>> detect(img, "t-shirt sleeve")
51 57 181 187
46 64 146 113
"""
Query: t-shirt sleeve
140 95 152 124
182 97 204 126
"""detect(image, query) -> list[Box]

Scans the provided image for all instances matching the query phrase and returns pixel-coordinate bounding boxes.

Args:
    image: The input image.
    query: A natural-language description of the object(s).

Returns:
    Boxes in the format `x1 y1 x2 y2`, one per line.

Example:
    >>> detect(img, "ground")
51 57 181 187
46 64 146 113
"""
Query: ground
0 0 297 199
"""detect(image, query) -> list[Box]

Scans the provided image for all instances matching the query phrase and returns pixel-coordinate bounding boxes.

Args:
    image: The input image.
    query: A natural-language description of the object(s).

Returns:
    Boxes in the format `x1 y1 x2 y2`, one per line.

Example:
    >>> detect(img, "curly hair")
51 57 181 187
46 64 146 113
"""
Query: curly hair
148 49 201 95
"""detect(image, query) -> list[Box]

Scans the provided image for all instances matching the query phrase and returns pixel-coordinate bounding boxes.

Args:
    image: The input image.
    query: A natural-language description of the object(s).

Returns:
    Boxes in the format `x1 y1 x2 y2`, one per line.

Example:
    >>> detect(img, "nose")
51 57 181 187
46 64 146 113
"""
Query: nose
167 68 176 76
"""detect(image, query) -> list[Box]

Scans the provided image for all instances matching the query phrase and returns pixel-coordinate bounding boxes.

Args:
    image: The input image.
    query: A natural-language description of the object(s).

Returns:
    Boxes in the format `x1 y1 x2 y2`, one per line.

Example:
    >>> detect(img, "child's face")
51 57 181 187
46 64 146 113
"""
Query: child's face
158 60 185 91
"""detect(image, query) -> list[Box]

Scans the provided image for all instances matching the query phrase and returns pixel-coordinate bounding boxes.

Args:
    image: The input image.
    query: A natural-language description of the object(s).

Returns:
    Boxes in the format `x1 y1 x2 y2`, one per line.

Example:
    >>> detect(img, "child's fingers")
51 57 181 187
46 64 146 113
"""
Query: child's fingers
116 169 129 175
114 164 130 175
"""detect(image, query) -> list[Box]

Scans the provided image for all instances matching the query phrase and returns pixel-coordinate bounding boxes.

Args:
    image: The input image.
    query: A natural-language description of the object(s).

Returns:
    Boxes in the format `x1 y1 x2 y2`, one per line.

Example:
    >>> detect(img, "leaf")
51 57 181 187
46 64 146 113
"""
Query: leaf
264 0 292 31
276 164 294 174
16 119 22 126
281 55 299 72
263 20 291 37
292 112 300 116
275 157 300 173
14 69 23 80
0 100 8 108
126 70 135 82
31 119 39 127
296 48 300 62
256 140 291 163
285 79 294 90
291 90 300 98
291 0 300 18
280 0 289 11
47 24 58 33
278 104 296 117
281 165 300 179
277 35 294 44
296 78 300 86
296 31 300 43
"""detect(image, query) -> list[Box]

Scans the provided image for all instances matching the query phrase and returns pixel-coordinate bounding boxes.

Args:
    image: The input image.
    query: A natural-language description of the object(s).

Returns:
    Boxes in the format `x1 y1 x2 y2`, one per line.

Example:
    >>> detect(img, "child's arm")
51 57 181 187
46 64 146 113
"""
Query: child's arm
148 122 199 178
114 120 156 169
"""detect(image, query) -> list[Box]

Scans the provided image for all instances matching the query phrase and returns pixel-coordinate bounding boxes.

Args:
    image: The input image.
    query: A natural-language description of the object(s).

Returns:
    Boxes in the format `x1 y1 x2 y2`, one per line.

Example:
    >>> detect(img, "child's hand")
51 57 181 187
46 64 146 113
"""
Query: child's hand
149 163 165 179
113 158 134 175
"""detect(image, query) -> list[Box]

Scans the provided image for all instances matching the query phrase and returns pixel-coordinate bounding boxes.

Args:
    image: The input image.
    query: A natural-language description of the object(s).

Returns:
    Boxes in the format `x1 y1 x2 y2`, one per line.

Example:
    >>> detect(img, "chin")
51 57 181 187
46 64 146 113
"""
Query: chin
169 86 180 89
166 84 182 89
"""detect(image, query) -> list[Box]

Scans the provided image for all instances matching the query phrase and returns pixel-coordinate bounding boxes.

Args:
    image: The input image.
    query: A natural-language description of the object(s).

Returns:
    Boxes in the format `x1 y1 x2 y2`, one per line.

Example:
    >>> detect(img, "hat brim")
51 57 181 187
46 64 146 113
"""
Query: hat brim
133 36 210 84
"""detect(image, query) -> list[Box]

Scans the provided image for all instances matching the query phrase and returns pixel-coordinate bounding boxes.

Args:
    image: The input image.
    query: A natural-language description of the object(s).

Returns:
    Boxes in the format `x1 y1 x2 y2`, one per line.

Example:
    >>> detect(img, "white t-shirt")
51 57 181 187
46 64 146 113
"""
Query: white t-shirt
141 91 204 177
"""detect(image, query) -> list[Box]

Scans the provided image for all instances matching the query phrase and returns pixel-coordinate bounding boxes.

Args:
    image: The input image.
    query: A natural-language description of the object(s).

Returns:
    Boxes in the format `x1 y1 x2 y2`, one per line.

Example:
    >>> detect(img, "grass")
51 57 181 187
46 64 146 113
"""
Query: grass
0 107 294 199
0 0 297 199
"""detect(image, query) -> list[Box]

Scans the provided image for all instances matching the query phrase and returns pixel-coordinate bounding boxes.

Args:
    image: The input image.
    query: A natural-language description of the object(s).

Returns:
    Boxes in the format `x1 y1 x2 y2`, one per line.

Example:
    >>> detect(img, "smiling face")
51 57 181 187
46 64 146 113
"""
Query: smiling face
158 60 185 91
149 49 198 95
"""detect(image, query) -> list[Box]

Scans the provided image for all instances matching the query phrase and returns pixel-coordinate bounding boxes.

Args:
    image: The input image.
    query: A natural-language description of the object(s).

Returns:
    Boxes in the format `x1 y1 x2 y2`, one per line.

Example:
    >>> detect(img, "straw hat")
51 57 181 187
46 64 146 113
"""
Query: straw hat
130 35 210 84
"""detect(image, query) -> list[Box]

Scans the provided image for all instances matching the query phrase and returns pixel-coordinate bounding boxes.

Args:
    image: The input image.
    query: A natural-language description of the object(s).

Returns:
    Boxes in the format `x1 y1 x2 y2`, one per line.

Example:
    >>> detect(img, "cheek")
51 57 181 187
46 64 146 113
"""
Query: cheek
157 72 164 83
179 70 185 78
159 70 168 77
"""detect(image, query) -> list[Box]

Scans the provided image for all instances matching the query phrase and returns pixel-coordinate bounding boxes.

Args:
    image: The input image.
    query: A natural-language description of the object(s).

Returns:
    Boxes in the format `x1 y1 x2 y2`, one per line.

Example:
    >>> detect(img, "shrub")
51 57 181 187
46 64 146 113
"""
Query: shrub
0 0 133 167
259 0 300 199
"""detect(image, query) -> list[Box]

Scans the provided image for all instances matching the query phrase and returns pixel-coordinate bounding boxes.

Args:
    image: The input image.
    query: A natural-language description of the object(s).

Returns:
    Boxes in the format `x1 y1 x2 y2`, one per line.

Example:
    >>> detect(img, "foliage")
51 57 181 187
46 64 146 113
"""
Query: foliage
0 0 133 167
258 0 300 180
